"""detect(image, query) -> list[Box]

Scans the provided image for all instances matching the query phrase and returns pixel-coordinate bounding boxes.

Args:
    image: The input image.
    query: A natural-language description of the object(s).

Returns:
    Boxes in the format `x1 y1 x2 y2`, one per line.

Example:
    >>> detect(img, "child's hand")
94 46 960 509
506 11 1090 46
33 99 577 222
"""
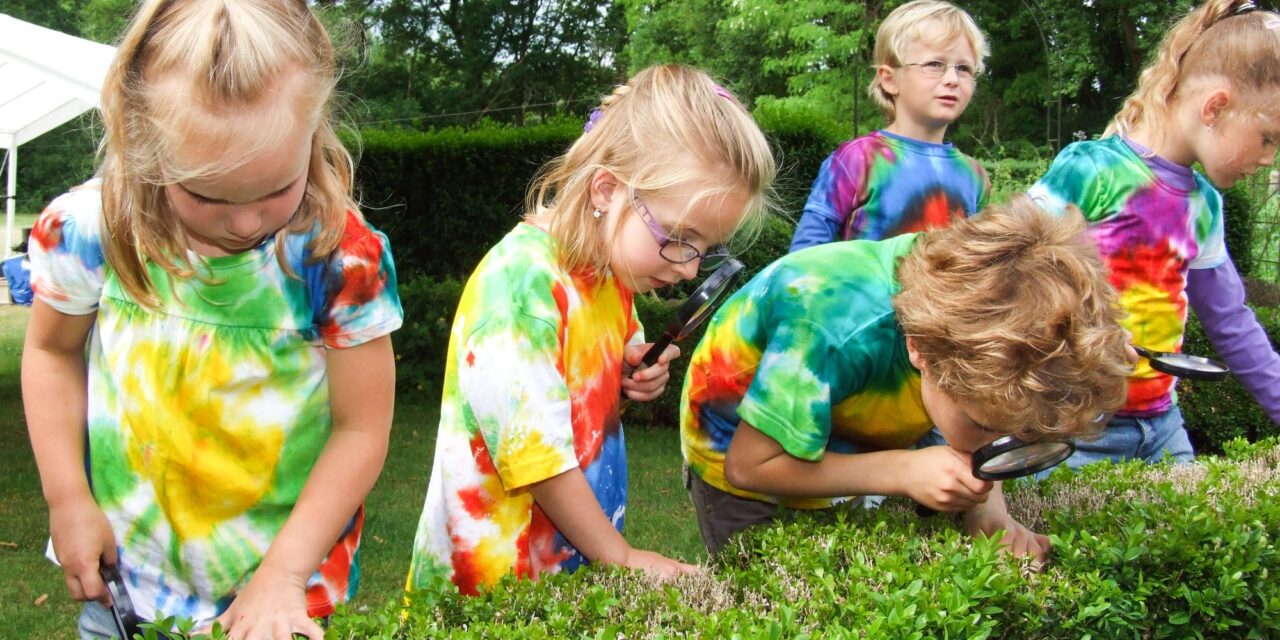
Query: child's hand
620 548 700 580
210 566 324 640
964 509 1051 566
48 493 116 604
621 343 680 402
905 446 994 512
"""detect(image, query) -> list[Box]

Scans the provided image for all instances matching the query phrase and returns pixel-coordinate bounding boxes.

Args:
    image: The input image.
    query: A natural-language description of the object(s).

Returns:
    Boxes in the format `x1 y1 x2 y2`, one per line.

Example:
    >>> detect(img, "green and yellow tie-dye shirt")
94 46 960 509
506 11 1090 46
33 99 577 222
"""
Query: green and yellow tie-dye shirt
28 181 402 626
408 223 643 595
681 234 931 509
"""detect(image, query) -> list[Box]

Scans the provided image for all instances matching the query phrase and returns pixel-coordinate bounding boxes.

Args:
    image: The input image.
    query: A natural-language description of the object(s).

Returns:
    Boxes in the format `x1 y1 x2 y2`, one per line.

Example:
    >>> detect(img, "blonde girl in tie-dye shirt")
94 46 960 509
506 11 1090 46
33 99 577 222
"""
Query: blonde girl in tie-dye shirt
406 65 778 595
23 2 401 638
681 198 1131 559
1028 0 1280 470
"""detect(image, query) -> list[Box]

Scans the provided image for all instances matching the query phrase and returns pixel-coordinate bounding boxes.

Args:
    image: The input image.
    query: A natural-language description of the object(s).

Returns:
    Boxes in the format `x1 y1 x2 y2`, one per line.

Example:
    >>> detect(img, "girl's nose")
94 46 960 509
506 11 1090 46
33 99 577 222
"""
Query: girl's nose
674 258 699 281
227 209 263 239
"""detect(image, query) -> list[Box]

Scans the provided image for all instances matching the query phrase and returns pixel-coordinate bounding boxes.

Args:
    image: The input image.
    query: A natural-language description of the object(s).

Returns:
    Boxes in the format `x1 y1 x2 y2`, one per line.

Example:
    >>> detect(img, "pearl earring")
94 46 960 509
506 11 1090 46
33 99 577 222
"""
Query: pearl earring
592 208 602 219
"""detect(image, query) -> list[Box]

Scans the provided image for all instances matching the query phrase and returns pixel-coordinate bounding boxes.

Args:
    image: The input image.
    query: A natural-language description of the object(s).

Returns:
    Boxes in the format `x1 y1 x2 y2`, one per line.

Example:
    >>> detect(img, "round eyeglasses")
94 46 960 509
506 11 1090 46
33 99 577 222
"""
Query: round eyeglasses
900 60 977 81
631 190 732 270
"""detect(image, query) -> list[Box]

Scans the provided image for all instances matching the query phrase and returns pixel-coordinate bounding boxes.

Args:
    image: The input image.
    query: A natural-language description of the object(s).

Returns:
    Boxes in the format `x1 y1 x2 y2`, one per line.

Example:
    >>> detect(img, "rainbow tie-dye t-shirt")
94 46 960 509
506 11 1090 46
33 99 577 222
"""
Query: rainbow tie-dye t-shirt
28 181 402 626
681 234 932 509
407 223 642 595
1028 136 1227 415
790 130 989 250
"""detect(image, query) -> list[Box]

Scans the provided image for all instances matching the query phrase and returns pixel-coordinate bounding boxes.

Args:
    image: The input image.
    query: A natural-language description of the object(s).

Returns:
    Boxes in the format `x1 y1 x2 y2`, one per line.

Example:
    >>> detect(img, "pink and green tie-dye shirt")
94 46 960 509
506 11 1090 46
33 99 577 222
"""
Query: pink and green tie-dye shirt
1028 136 1227 415
29 181 402 626
407 223 642 595
681 234 931 509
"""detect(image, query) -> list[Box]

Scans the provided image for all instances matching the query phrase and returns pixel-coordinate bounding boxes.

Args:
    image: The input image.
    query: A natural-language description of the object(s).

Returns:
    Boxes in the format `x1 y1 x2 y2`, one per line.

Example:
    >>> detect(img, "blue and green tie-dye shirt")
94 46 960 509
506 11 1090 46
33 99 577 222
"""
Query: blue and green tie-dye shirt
681 234 931 509
790 130 989 250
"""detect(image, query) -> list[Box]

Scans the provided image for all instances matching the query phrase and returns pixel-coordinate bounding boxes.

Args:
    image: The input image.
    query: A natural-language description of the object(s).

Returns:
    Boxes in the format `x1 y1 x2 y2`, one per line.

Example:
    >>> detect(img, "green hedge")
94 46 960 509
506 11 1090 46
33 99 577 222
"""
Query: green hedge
320 438 1280 639
358 114 840 280
1180 306 1280 453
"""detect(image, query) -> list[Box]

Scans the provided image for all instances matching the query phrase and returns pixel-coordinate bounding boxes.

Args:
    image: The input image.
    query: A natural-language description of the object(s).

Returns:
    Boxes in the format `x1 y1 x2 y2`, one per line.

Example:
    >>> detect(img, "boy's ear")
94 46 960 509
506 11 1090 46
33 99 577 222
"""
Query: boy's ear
876 65 901 98
588 168 621 212
906 336 926 371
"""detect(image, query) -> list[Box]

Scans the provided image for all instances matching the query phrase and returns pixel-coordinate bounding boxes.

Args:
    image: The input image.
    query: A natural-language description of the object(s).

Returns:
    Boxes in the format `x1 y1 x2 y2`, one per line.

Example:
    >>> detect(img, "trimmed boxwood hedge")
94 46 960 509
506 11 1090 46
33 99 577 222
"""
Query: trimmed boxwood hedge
142 439 1280 639
318 438 1280 639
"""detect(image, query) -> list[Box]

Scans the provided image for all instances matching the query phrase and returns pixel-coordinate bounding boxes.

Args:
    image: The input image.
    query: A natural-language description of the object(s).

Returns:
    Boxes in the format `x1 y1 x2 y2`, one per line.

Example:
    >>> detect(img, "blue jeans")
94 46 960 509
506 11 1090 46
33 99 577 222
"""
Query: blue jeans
1061 405 1195 472
78 601 123 639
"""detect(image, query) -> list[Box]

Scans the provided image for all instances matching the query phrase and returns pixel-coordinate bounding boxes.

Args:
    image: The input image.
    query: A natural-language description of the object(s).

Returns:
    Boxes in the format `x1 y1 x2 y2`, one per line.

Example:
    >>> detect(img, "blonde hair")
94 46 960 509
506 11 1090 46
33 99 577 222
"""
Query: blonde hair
526 64 778 275
1106 0 1280 137
99 0 356 308
868 0 989 123
894 195 1131 442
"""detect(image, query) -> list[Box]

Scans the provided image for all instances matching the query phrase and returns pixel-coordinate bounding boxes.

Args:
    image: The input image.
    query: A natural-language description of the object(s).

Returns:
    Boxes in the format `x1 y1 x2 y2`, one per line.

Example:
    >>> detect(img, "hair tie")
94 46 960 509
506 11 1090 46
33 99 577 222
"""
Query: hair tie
1236 1 1258 14
583 107 603 133
712 84 734 101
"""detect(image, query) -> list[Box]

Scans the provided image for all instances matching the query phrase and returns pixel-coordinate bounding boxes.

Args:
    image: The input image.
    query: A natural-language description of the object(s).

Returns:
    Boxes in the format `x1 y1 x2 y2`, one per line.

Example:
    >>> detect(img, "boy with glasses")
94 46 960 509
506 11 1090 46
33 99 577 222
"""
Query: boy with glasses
790 0 991 250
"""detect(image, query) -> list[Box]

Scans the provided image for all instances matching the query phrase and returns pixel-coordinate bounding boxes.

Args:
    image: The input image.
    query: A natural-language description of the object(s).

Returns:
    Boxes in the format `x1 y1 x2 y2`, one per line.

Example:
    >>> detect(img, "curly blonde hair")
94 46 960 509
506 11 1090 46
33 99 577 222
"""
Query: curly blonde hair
893 195 1131 442
99 0 356 309
526 64 778 275
868 0 988 124
1106 0 1280 137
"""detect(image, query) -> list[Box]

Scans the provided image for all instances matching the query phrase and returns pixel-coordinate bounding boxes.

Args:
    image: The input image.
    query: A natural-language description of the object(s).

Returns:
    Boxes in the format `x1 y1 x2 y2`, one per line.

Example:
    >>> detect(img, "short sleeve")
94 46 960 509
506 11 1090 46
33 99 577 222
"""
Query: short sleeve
456 311 578 490
627 299 645 347
305 211 404 349
737 317 860 462
1027 143 1105 222
1189 178 1228 270
27 185 107 315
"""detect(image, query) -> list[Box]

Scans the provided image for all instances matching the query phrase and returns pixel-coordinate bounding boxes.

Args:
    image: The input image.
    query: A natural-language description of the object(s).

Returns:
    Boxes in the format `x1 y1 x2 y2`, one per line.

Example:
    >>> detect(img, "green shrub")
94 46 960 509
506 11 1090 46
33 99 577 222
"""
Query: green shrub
1223 181 1256 278
393 276 464 395
1179 306 1280 453
316 439 1280 639
356 122 583 279
985 157 1052 205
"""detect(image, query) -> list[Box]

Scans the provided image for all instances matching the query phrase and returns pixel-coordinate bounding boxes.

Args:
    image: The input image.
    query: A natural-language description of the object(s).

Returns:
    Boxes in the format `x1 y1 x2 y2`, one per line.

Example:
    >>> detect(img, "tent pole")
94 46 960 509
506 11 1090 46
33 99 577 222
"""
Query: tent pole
5 146 15 260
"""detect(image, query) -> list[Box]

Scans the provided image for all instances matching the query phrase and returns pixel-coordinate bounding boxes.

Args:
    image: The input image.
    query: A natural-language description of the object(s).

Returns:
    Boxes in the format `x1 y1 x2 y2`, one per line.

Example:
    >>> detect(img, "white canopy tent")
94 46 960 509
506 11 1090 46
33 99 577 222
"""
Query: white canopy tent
0 13 115 258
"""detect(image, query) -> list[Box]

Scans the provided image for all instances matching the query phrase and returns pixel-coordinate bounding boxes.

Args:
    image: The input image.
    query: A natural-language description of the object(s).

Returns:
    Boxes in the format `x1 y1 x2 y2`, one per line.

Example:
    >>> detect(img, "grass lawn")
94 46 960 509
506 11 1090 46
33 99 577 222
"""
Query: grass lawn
0 304 704 636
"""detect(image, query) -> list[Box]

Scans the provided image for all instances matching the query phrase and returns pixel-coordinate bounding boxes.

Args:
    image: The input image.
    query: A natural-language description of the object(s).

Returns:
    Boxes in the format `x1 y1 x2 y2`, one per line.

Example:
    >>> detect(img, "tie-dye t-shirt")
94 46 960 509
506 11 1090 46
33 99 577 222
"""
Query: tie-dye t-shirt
407 223 642 595
28 181 402 626
681 234 931 509
790 130 989 251
1028 136 1227 415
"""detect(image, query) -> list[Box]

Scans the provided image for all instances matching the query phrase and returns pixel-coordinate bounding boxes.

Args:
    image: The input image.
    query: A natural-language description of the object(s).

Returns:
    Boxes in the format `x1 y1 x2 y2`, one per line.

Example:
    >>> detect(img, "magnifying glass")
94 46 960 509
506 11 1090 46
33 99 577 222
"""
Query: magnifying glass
100 562 143 640
916 435 1076 516
620 258 744 413
1132 345 1230 381
635 257 745 369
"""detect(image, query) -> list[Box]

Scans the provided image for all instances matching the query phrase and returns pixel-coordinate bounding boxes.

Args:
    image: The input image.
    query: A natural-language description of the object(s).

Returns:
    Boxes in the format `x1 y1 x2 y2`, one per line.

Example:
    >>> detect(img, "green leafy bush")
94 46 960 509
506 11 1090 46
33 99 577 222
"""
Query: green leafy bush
1179 306 1280 453
319 439 1280 639
393 276 464 394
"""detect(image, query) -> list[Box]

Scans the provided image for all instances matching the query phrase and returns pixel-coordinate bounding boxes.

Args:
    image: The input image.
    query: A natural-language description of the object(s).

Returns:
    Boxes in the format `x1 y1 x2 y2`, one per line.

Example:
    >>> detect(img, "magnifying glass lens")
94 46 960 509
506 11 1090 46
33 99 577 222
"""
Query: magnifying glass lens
975 441 1074 479
1155 355 1225 374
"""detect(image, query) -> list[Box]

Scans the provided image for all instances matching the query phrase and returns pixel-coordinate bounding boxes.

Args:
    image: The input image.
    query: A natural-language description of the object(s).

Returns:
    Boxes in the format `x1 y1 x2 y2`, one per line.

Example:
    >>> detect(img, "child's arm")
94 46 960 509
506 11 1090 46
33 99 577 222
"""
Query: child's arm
962 484 1050 564
214 335 395 640
1187 261 1280 423
22 300 116 604
529 467 697 578
723 422 993 512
